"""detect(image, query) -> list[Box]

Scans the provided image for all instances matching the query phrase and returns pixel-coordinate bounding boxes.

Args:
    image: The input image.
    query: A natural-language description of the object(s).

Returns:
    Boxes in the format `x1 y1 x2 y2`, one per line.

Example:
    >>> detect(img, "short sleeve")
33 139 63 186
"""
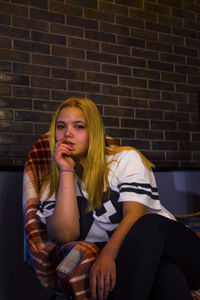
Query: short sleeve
36 184 56 224
110 150 161 211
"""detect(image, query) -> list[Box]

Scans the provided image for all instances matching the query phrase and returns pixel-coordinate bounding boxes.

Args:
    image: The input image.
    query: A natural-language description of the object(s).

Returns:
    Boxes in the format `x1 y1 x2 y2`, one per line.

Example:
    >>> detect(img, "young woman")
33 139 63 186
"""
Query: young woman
37 97 200 300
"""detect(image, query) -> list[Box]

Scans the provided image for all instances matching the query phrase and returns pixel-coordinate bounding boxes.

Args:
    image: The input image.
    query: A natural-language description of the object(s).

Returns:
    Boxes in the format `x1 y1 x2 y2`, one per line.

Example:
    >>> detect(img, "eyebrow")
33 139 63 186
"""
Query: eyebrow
56 120 87 124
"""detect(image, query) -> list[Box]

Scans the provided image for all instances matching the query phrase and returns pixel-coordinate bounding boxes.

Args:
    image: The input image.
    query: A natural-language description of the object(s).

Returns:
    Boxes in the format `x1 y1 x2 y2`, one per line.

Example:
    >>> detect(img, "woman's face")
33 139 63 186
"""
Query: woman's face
55 106 89 162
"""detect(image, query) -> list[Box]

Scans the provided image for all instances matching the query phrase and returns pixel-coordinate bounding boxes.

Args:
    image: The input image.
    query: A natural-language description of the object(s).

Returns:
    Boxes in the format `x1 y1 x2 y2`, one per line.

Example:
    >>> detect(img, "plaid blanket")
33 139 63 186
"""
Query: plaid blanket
23 132 116 298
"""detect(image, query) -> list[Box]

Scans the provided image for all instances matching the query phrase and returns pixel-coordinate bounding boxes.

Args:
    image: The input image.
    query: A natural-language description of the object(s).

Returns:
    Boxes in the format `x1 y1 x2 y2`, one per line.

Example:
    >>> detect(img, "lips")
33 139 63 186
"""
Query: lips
62 141 74 147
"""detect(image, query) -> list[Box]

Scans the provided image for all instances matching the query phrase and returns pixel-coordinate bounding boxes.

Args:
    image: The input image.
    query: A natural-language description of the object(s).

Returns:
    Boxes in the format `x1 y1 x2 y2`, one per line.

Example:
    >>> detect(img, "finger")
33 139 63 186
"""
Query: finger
97 276 104 300
104 277 111 299
110 271 116 291
90 274 97 300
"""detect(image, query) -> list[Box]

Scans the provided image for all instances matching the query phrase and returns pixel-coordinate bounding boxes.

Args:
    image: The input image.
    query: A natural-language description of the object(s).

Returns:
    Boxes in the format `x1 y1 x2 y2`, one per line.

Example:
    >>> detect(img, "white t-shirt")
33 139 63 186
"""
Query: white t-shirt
37 150 176 246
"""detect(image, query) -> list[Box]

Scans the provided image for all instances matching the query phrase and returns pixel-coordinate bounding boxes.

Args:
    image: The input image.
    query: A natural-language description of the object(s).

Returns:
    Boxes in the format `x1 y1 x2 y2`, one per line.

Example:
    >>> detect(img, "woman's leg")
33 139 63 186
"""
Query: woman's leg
108 214 200 300
149 259 193 300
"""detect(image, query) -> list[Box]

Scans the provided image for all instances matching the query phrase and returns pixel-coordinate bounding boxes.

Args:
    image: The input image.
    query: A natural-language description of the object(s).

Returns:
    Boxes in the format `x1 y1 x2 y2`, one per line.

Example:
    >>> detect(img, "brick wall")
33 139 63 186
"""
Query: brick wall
0 0 200 168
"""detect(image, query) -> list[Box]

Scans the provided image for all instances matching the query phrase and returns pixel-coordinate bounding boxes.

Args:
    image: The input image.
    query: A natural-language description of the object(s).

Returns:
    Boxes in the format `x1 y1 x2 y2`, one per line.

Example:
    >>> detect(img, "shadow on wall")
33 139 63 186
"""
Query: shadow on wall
0 171 51 300
154 170 200 215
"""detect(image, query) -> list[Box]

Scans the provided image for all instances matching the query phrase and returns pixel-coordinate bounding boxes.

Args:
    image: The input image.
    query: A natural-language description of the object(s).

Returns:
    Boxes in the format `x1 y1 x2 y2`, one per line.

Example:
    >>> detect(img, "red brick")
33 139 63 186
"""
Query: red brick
87 51 116 64
148 60 173 72
31 30 66 45
174 45 198 57
0 73 29 86
52 68 85 80
32 54 66 67
68 80 100 93
0 96 32 109
0 121 33 133
102 43 130 55
102 84 132 97
119 76 147 88
0 61 11 72
117 35 145 48
68 37 99 51
172 8 196 21
136 109 163 120
104 106 134 118
0 48 29 63
122 139 150 150
103 64 131 76
0 109 13 120
65 0 97 9
145 2 171 15
67 15 98 30
175 64 199 75
119 97 148 108
158 0 182 9
52 90 84 101
12 15 48 32
116 15 144 28
146 21 171 34
0 25 29 40
100 21 129 36
87 94 118 106
151 120 177 131
130 8 156 22
132 48 158 60
152 141 178 150
178 122 199 132
12 0 48 9
100 1 128 16
0 2 28 17
131 27 157 40
51 23 83 38
137 129 163 140
149 80 174 91
87 72 117 84
121 118 149 129
49 1 83 17
133 68 159 80
165 131 190 141
0 85 11 96
149 100 175 111
164 111 189 122
85 29 116 43
30 7 64 24
102 116 119 127
13 86 50 99
31 77 66 90
68 59 100 72
0 13 10 25
166 151 191 161
0 36 11 49
33 100 60 112
52 45 84 59
146 41 172 53
15 110 52 123
13 63 49 77
160 53 185 64
106 127 135 139
158 15 183 26
176 83 199 94
133 88 160 100
161 72 186 83
14 39 50 54
85 8 115 22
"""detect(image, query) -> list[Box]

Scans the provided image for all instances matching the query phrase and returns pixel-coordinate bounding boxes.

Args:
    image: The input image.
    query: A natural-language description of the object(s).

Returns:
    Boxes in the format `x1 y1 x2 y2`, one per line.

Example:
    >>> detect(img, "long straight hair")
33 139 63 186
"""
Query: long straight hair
41 97 155 211
47 97 106 211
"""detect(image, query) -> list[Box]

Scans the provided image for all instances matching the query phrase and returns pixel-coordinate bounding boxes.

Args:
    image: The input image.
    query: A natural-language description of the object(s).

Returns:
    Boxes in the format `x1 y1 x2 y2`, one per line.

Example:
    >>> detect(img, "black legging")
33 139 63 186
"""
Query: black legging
108 214 200 300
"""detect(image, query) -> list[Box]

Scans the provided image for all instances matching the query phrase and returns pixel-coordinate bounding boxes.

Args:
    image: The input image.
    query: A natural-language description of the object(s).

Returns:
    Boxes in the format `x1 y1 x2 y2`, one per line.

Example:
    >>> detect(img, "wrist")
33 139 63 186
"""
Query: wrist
59 168 75 173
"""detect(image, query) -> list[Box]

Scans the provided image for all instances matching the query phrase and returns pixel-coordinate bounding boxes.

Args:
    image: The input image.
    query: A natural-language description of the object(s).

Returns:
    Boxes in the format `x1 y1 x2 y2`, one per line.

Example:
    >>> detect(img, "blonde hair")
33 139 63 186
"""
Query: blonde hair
41 97 154 211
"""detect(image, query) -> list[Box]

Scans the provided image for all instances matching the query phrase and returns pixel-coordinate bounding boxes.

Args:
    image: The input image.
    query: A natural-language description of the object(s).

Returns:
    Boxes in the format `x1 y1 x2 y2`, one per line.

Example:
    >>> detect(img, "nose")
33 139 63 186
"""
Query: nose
64 126 73 138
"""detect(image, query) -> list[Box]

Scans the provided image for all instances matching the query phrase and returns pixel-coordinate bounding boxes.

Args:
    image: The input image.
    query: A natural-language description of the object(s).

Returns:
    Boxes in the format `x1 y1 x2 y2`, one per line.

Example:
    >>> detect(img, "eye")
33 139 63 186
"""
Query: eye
56 124 65 129
75 125 85 129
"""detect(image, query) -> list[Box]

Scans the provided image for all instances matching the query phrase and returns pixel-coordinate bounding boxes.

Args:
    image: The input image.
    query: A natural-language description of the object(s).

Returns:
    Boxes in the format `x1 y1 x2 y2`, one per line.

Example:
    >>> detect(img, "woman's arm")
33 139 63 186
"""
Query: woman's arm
46 171 80 244
90 201 148 300
46 140 80 244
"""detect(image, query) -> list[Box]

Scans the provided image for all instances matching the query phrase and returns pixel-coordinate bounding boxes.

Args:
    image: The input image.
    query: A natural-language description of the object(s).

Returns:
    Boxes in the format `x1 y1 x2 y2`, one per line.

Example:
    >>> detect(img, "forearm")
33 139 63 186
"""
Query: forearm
101 204 147 260
47 172 80 243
